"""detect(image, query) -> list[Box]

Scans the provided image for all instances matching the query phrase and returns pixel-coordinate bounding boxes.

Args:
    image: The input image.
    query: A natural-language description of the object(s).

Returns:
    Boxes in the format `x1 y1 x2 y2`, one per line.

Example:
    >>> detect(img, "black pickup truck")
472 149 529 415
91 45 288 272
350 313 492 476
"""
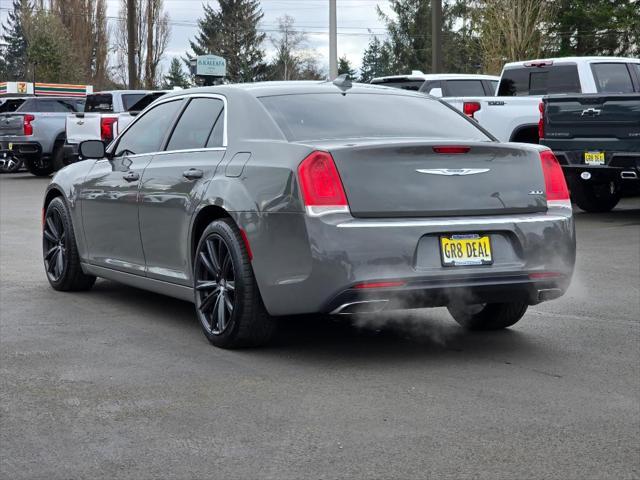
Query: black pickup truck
540 93 640 212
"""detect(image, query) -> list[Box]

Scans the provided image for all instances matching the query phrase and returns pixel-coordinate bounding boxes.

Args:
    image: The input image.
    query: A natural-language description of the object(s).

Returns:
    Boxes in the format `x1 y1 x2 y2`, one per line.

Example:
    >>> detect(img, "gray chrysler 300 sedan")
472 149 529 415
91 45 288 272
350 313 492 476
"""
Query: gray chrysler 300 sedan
42 81 575 348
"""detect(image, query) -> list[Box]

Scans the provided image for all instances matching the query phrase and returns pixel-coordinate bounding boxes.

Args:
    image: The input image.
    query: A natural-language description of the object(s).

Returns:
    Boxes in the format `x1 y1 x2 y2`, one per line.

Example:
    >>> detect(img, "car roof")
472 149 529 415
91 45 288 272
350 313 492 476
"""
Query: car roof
158 81 431 101
503 56 640 68
371 73 500 82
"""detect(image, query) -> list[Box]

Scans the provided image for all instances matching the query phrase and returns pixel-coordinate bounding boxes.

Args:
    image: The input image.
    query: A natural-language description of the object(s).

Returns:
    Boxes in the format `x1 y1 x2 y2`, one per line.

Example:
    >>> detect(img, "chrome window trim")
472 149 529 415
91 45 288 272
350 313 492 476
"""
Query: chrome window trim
109 92 228 158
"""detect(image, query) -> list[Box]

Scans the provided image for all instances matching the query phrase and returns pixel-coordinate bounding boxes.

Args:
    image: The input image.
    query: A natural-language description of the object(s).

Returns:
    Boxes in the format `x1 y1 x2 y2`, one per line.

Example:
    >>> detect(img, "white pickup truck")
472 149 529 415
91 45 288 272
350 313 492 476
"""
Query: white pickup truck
63 90 168 163
444 56 640 144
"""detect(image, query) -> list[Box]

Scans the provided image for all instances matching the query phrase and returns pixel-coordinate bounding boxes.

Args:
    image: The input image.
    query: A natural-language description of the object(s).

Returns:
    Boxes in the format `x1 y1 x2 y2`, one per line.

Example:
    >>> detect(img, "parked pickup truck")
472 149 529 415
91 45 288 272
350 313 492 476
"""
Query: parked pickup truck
0 96 85 176
64 90 167 163
370 72 500 96
539 93 640 212
445 57 640 144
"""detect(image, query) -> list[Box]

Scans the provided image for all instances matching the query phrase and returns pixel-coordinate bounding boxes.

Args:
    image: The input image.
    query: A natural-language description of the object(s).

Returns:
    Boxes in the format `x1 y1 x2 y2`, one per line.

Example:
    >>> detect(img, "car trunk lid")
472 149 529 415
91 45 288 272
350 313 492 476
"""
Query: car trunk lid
327 140 547 218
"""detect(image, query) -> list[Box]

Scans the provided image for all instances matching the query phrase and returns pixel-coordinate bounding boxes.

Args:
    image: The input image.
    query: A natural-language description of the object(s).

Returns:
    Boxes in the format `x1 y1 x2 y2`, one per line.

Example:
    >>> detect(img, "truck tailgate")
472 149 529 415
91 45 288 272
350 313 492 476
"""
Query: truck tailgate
0 114 26 136
65 113 102 144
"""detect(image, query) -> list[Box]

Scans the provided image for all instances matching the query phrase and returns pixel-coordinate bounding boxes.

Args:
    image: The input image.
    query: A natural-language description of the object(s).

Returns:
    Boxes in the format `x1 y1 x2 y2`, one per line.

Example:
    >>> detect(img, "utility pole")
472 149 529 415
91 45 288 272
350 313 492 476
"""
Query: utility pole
127 0 138 89
329 0 337 79
431 0 442 73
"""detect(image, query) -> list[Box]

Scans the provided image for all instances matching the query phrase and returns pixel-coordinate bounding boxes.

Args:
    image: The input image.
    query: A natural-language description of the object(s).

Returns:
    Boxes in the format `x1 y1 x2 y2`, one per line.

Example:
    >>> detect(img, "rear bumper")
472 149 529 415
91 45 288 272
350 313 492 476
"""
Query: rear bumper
0 139 42 161
242 208 576 316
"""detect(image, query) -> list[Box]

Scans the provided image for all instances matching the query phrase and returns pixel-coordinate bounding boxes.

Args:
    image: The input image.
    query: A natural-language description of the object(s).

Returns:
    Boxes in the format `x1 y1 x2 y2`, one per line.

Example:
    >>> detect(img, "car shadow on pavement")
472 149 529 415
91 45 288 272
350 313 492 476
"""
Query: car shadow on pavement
89 279 539 365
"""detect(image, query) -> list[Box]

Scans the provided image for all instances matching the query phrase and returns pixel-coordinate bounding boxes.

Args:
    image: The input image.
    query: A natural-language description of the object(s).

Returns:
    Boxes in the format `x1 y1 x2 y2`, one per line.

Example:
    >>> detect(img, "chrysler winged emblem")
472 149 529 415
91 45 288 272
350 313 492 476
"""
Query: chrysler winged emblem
416 168 490 176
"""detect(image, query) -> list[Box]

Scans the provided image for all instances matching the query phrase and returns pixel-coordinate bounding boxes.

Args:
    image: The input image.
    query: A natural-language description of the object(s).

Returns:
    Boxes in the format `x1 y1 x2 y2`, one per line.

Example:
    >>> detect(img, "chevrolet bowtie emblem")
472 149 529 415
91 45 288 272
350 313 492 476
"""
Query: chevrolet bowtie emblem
581 108 601 116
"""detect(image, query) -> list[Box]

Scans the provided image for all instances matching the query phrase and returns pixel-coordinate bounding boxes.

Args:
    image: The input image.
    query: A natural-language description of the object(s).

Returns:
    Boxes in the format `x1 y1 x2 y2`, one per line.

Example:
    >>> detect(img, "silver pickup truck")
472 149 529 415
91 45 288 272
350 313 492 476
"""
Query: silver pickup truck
0 97 85 176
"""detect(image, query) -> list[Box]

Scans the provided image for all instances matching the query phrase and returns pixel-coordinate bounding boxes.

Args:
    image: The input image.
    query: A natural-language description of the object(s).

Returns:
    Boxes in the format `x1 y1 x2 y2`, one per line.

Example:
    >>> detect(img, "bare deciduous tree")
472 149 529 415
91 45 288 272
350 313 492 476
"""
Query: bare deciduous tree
114 0 170 88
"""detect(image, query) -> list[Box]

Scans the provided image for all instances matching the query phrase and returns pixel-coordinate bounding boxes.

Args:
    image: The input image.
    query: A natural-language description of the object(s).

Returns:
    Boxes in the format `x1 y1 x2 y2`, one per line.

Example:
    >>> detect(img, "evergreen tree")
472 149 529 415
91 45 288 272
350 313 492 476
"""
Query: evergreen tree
337 55 357 78
359 36 393 82
163 57 190 88
187 0 267 83
1 0 31 80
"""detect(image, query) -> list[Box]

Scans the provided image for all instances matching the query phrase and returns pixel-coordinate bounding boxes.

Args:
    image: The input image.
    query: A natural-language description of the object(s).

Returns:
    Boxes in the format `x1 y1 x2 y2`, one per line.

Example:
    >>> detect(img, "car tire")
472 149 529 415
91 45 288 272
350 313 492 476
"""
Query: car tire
193 219 275 348
43 197 96 291
26 157 55 177
0 155 22 173
447 302 528 331
572 181 620 213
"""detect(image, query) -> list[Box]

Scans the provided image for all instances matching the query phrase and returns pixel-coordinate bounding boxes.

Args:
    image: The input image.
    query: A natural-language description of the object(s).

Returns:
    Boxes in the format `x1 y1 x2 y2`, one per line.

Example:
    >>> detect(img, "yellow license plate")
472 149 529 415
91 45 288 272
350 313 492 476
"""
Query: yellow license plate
8 143 12 151
584 151 605 165
440 234 492 266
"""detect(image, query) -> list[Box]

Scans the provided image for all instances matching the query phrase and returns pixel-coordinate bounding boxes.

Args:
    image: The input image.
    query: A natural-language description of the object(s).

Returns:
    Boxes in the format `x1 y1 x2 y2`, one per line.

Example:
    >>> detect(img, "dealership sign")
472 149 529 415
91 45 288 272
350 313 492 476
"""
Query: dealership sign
196 55 226 77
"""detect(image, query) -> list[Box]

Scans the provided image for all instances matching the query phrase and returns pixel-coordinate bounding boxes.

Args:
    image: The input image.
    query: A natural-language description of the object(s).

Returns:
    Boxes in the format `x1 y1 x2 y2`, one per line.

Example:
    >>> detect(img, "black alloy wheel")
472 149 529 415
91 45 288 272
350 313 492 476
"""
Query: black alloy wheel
193 219 275 348
195 233 236 336
43 206 67 282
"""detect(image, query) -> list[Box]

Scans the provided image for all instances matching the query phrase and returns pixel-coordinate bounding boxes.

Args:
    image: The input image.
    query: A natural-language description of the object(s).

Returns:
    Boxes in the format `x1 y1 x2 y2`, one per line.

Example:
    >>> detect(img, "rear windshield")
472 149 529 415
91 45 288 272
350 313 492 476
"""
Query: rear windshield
16 98 83 112
85 93 113 112
369 79 425 91
498 64 581 96
0 98 26 113
122 93 147 111
259 93 491 142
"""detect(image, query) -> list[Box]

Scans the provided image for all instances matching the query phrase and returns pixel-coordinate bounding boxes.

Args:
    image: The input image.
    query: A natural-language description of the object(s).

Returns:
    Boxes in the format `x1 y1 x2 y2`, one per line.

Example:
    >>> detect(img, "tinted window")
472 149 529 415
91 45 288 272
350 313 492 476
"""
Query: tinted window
488 80 498 94
591 63 634 93
127 92 167 112
206 109 225 148
445 80 485 96
17 99 80 112
498 65 581 96
166 98 224 151
122 93 146 111
0 98 25 112
370 79 425 91
114 100 182 156
85 93 113 112
259 93 491 142
633 64 640 84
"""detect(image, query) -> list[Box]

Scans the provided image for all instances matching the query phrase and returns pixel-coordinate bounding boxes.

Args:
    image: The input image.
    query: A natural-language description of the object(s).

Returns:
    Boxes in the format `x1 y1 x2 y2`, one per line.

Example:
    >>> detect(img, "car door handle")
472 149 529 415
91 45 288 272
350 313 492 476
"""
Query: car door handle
123 171 139 182
183 168 203 180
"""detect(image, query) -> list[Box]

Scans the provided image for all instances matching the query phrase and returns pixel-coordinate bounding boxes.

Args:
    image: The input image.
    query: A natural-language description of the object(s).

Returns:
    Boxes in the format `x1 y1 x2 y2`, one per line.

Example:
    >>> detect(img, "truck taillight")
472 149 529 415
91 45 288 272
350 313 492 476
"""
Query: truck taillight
540 150 570 208
100 117 117 143
23 114 35 136
298 151 349 217
538 102 545 140
463 101 481 119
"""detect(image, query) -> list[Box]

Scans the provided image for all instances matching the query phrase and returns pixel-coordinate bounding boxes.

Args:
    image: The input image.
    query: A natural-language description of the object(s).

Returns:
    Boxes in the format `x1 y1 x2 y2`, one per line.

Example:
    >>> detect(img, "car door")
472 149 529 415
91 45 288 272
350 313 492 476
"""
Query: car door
138 95 226 285
80 99 183 275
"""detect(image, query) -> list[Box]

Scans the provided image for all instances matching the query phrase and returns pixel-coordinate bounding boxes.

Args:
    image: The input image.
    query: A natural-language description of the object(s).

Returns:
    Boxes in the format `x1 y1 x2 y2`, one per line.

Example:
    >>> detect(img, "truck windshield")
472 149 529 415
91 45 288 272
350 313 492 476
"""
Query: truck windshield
259 92 492 142
498 64 581 96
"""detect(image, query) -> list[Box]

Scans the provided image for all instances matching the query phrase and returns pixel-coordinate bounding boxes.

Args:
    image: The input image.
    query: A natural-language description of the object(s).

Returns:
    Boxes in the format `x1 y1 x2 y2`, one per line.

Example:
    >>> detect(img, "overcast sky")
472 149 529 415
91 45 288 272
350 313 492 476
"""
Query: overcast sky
105 0 393 74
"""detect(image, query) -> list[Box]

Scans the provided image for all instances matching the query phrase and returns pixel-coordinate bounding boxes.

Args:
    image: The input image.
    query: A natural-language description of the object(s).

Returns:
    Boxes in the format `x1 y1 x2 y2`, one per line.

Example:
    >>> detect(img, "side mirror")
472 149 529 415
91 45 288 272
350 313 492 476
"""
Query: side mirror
79 140 106 159
428 87 443 98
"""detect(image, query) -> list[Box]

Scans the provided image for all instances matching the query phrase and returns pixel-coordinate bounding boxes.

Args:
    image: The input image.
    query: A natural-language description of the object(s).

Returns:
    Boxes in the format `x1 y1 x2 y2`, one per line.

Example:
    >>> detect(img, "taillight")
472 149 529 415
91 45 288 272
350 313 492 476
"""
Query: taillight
540 149 570 208
433 146 470 154
297 151 349 216
100 117 117 143
23 114 35 136
538 102 545 140
354 281 406 289
463 101 481 118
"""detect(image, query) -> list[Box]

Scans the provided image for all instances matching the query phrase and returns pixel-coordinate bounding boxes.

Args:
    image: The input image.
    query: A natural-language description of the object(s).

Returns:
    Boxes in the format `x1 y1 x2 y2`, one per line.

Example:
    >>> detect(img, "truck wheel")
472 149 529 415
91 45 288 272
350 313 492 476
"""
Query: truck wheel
0 155 22 173
447 302 528 331
25 157 54 177
572 181 620 213
52 143 66 171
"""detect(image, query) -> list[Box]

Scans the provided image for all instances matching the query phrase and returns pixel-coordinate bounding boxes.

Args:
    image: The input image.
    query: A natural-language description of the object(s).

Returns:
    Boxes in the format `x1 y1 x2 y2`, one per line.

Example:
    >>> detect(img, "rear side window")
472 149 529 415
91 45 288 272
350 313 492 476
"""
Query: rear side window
498 64 581 96
85 94 113 112
114 100 182 156
259 93 491 142
166 98 224 151
122 93 146 111
0 98 25 112
591 63 635 93
445 80 485 96
370 79 425 91
488 80 498 94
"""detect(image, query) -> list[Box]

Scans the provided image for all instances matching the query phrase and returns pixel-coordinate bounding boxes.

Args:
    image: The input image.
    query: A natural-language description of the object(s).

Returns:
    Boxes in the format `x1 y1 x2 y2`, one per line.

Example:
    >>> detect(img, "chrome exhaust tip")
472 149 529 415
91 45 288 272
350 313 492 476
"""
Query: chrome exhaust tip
538 288 563 302
621 171 638 180
331 300 389 315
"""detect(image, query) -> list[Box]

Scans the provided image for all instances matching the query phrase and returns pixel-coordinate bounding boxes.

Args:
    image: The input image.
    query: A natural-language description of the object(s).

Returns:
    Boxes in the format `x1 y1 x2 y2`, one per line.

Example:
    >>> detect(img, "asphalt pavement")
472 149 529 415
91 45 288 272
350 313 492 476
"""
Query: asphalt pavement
1 172 639 480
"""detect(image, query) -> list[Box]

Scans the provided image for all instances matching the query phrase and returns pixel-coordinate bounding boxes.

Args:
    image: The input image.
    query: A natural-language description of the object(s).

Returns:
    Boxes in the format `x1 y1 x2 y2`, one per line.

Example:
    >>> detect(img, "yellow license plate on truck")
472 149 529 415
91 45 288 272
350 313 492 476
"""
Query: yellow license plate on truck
584 151 605 165
440 234 492 266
